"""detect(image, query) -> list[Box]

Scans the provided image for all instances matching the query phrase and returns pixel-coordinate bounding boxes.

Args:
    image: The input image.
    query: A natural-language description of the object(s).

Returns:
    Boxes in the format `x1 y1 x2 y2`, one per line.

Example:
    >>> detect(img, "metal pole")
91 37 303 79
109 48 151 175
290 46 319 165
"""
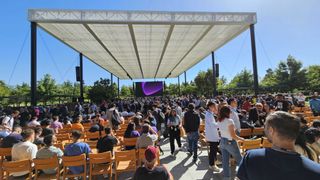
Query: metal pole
184 71 187 86
211 52 217 97
250 24 259 95
79 53 84 102
178 76 181 96
31 22 37 106
117 77 120 98
132 82 135 97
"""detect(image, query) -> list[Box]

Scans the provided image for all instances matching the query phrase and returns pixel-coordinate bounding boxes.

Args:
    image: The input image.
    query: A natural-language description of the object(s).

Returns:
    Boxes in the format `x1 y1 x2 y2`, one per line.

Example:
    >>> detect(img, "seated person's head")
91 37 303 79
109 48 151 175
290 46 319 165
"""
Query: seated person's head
13 125 22 134
144 146 158 168
43 134 57 147
312 120 320 130
21 128 35 142
34 126 43 137
41 119 51 127
104 127 111 135
142 124 150 134
74 116 82 123
305 128 320 144
264 111 300 144
71 130 82 142
53 116 59 122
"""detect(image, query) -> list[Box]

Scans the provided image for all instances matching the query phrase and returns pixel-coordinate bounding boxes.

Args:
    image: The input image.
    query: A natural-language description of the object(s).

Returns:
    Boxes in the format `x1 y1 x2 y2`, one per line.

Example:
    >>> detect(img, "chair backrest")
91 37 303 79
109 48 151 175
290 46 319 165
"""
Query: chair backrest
199 124 205 133
62 154 86 167
2 159 32 174
33 155 59 171
242 138 262 151
89 151 112 165
115 150 136 164
53 143 64 150
116 129 126 137
59 127 71 134
240 128 252 138
123 138 138 147
56 133 71 142
120 123 128 130
0 147 12 160
252 127 264 136
262 137 272 148
85 131 100 140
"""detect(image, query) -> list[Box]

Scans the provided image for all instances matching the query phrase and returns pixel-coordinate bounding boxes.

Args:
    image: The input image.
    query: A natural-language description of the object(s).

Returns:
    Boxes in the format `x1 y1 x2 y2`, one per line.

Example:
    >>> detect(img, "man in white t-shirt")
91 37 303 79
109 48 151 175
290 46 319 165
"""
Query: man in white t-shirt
228 98 241 135
11 128 38 177
0 110 20 138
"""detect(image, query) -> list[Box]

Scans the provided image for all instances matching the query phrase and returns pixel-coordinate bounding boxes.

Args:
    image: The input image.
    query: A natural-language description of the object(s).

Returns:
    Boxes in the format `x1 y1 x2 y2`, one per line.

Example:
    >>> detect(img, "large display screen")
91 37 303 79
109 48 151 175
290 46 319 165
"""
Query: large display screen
135 82 163 97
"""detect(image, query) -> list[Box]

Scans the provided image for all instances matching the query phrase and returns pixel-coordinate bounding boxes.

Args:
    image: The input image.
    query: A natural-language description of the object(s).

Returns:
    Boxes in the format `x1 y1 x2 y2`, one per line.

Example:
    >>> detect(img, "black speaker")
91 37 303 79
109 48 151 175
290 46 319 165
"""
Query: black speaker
76 66 81 81
215 63 219 77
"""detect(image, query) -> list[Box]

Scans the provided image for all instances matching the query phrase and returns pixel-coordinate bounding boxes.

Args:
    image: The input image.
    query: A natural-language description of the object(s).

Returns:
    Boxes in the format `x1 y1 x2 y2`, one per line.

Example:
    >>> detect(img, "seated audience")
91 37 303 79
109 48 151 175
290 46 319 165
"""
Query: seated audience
305 128 320 163
40 119 54 137
133 146 173 180
50 116 63 133
64 130 91 175
295 127 318 162
27 116 41 127
71 116 84 132
1 125 22 148
237 111 320 180
36 135 63 174
34 126 44 146
124 122 140 150
136 124 158 149
11 128 38 177
312 120 320 130
96 127 118 154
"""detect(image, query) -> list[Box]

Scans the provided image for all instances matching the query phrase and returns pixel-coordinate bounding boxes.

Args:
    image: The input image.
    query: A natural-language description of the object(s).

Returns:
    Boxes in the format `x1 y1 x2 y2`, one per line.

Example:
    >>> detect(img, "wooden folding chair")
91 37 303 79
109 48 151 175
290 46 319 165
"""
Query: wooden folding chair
114 150 136 180
62 154 87 180
2 159 33 179
120 123 128 130
137 148 160 167
89 152 113 180
261 137 272 148
241 138 262 154
58 127 71 134
0 147 12 179
33 155 61 180
252 127 264 136
115 129 126 137
56 133 71 143
240 128 252 138
53 142 65 151
85 131 100 141
123 138 138 150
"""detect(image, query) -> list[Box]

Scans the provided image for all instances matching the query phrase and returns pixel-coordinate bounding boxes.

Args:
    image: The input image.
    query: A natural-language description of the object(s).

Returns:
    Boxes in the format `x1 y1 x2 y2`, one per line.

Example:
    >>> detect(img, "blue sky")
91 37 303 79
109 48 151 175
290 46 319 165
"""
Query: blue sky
1 0 319 88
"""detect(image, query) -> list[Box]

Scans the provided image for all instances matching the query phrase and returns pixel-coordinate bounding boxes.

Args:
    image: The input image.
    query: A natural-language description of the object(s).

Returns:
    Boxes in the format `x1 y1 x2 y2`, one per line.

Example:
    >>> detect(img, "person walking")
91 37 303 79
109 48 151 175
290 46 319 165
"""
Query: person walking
205 101 221 172
217 106 244 180
168 109 182 156
183 103 200 163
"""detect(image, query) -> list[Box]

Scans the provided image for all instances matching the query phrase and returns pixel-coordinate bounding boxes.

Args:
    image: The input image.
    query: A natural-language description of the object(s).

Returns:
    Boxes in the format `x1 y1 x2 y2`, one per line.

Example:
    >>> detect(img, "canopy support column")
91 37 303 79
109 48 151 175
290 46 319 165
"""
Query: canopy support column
178 76 181 96
79 53 84 102
184 71 187 86
250 24 259 95
211 52 217 97
117 77 120 98
111 73 113 91
31 22 37 106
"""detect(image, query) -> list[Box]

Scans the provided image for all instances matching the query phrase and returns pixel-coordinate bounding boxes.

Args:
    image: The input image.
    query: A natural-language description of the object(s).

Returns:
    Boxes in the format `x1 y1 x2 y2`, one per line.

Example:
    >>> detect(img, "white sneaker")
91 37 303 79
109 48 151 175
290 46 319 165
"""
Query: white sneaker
215 160 222 165
209 165 222 172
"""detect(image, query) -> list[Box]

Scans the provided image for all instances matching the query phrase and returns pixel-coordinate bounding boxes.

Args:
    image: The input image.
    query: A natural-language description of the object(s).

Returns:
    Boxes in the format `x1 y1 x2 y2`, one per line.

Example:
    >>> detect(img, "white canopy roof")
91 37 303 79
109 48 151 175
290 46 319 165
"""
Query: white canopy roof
28 9 257 79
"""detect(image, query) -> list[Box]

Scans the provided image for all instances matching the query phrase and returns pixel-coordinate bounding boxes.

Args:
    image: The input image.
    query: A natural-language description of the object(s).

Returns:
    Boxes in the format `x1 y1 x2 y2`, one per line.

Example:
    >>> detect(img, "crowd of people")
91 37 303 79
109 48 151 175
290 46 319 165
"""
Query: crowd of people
0 92 320 179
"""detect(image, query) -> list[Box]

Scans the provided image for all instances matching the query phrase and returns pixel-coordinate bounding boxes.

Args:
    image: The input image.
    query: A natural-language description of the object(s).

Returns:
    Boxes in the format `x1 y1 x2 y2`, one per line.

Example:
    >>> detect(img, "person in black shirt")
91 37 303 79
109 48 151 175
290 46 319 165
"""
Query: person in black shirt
133 146 173 180
237 111 320 180
96 127 118 154
40 120 54 137
183 103 200 163
274 94 290 112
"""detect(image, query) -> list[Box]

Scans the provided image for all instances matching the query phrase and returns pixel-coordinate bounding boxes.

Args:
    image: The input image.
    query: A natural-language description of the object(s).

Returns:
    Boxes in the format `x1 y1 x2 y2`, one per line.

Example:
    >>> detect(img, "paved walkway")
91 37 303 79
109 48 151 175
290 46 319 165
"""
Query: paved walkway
118 137 237 180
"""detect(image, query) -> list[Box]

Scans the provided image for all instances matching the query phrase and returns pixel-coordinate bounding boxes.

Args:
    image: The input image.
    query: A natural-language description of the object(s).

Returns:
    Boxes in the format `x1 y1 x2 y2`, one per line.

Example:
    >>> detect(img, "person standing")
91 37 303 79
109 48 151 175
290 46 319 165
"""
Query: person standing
183 103 200 163
237 111 320 180
167 109 182 156
217 106 244 180
228 98 241 135
205 101 221 172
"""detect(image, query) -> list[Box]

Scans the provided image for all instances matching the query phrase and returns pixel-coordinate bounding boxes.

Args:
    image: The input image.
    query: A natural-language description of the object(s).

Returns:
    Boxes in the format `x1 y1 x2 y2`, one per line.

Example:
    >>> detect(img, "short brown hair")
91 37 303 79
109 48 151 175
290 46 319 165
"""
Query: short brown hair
218 106 231 122
21 128 35 140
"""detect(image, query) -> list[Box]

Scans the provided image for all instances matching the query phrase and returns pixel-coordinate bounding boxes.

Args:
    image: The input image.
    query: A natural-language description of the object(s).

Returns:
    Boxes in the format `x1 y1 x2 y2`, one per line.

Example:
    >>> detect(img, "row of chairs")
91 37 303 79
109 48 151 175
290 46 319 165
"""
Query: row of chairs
240 127 265 138
0 147 160 180
239 137 272 154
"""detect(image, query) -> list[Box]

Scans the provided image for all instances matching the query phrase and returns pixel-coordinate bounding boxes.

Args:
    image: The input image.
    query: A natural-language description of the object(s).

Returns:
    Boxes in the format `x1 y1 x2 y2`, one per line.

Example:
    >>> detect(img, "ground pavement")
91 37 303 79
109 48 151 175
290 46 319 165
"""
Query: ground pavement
118 137 237 180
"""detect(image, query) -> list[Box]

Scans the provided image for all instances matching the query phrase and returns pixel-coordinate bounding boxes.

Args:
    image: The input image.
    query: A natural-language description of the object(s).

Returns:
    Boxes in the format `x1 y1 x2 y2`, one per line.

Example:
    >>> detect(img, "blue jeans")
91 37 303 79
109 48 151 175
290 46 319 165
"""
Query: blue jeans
187 131 199 160
220 138 242 178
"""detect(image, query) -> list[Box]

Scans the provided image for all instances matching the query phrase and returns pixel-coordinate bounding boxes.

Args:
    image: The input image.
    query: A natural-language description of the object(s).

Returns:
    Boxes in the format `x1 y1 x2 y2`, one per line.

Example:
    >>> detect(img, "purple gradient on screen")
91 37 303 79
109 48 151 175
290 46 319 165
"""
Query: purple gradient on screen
141 82 163 96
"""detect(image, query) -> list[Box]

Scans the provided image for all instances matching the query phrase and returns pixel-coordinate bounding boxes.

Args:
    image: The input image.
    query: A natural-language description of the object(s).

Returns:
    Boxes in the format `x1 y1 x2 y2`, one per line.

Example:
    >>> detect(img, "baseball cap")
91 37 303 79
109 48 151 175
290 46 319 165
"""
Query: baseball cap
145 146 157 162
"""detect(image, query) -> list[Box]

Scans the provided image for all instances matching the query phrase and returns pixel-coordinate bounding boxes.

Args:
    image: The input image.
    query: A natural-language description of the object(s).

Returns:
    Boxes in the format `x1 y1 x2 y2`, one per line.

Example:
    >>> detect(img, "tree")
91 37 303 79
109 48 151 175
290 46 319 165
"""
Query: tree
227 69 254 89
194 69 227 96
0 81 11 97
120 85 133 97
261 68 277 87
37 74 58 104
306 65 320 90
87 78 116 103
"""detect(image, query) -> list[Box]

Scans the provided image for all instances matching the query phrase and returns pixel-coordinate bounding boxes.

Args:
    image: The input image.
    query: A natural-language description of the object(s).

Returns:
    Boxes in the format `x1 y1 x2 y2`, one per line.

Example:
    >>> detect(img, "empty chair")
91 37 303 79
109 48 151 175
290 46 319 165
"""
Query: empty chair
114 150 136 180
85 131 100 141
56 133 71 143
0 147 12 179
62 154 86 180
261 137 272 148
252 127 264 136
123 137 138 150
89 152 113 180
33 155 61 180
2 159 33 179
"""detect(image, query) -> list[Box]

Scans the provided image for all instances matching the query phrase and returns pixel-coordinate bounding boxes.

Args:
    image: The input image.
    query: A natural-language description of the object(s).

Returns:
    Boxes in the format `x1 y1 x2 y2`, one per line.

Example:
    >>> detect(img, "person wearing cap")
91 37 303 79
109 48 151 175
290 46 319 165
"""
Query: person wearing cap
133 146 173 180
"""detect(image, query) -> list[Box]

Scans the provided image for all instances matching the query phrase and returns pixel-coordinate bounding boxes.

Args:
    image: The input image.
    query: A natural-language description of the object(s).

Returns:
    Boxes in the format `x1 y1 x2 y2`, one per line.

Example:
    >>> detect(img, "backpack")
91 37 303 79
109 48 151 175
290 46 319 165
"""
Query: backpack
111 110 121 127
